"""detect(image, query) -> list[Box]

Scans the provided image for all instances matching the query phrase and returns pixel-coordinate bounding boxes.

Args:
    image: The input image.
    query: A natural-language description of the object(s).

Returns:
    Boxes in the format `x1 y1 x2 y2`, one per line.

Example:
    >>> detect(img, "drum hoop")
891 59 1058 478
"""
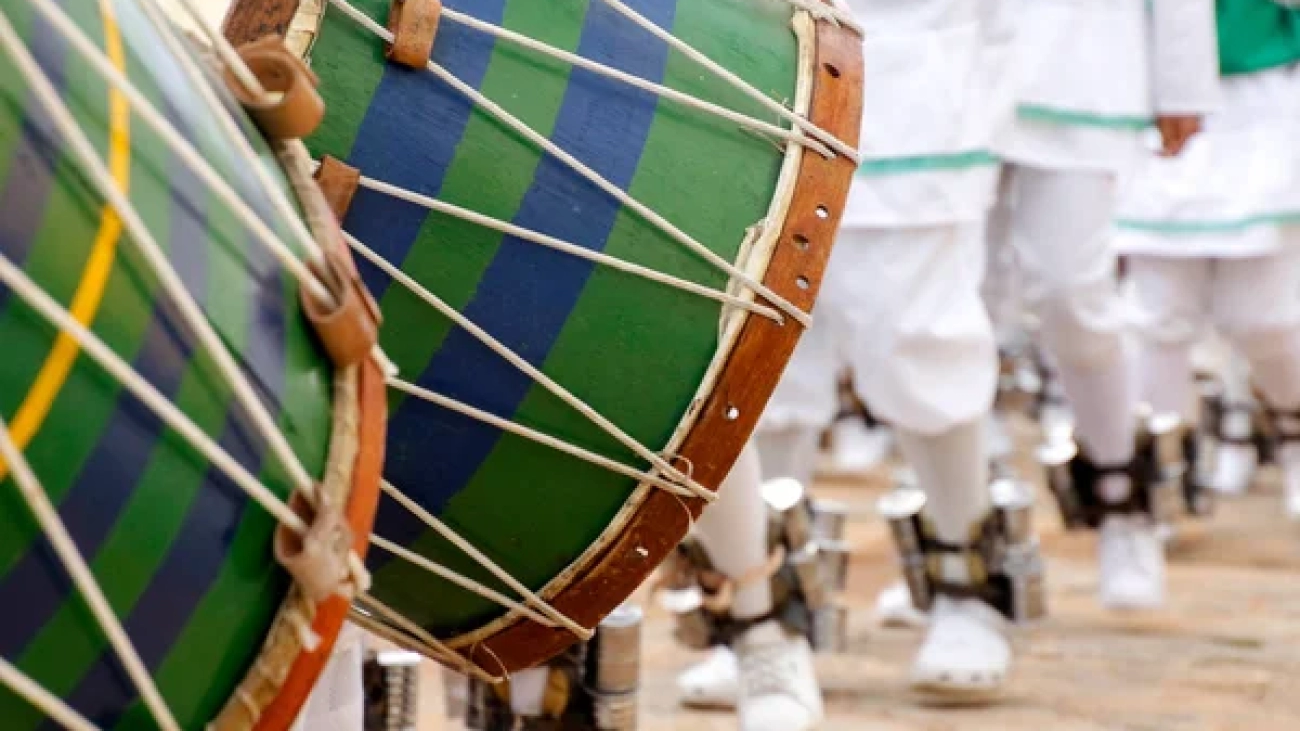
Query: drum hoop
209 142 386 731
223 0 861 675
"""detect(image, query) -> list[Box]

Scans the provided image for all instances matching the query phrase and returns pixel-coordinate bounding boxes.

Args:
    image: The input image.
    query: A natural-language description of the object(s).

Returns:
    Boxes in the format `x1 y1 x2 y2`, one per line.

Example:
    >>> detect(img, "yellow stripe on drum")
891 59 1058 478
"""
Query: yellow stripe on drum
0 0 129 479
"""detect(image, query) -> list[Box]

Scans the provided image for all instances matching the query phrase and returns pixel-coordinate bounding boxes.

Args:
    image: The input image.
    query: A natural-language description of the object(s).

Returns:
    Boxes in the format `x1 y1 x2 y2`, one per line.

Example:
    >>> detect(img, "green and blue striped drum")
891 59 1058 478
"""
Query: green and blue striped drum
0 0 384 728
226 0 862 676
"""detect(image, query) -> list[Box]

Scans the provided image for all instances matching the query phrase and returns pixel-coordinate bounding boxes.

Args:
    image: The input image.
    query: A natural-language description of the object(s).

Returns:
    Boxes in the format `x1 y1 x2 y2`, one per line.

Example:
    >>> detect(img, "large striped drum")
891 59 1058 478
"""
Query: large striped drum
0 0 383 728
225 0 862 677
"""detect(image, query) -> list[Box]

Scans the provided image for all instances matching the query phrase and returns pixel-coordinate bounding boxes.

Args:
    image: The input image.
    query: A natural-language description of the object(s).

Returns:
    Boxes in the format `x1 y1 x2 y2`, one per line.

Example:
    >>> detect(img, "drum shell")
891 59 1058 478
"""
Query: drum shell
242 0 863 676
0 0 379 727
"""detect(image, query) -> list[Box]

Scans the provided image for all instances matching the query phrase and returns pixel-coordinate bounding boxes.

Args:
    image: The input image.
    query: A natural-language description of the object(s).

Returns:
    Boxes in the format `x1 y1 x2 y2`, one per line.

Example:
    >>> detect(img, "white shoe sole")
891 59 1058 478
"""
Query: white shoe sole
679 696 738 711
909 674 1006 706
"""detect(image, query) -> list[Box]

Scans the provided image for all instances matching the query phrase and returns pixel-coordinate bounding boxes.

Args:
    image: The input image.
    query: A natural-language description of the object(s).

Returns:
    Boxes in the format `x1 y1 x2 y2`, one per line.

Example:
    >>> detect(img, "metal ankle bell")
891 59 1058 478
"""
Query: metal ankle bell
809 499 849 543
587 604 642 731
989 478 1047 623
366 650 421 731
809 604 848 653
1036 434 1087 529
877 485 932 611
763 477 814 549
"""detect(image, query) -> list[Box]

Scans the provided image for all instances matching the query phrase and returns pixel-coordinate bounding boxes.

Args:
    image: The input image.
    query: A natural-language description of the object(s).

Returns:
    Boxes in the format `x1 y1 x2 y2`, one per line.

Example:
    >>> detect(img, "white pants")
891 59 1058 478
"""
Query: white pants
762 222 997 436
291 622 365 731
1129 251 1300 416
989 164 1139 465
989 164 1129 369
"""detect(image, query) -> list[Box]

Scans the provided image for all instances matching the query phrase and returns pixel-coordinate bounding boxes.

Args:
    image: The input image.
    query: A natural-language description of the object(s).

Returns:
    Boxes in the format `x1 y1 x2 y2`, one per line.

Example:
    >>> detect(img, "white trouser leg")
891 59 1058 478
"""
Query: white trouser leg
983 175 1024 346
896 419 990 545
1127 257 1211 421
1212 247 1300 515
1006 165 1137 469
754 427 821 487
840 224 997 435
1214 248 1300 412
1219 346 1256 404
831 224 1009 698
836 222 995 540
693 443 772 620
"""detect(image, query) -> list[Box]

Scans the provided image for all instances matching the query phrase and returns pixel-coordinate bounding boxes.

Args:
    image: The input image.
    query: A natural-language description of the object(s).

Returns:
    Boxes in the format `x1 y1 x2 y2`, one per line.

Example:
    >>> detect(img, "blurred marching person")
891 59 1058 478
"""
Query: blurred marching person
674 0 1027 718
771 0 1027 705
673 444 825 731
993 0 1219 610
1118 0 1300 518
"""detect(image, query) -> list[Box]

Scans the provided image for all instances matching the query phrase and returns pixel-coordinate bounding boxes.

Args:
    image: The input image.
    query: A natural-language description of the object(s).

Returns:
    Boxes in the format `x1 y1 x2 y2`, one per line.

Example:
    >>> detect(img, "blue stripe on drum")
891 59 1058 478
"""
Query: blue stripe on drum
0 297 197 662
19 99 207 731
41 14 289 720
0 0 185 664
0 12 69 306
343 0 506 301
56 426 267 729
377 0 675 547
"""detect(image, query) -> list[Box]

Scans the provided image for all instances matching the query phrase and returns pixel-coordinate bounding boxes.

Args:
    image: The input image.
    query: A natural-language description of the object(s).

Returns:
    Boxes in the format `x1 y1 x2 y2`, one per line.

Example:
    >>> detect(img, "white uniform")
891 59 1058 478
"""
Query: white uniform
1119 61 1300 418
988 0 1220 468
762 0 1017 438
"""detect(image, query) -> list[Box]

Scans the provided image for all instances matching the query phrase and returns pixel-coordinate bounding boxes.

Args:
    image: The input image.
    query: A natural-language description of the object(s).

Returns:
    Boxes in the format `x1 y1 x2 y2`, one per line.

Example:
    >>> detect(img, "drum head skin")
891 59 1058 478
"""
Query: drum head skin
227 0 861 673
0 0 382 727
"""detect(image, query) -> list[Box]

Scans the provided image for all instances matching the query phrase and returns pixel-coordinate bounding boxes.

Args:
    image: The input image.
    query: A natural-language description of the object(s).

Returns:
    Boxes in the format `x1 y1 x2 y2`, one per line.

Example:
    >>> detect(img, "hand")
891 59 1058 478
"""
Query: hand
1155 115 1203 157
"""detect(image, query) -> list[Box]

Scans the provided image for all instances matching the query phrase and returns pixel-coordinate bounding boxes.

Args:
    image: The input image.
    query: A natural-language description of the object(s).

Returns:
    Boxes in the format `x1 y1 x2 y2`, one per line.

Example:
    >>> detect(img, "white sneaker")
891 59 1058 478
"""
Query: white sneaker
1097 514 1166 610
736 620 823 731
825 419 891 476
909 596 1010 704
875 581 929 629
1209 442 1257 495
676 646 739 709
1278 443 1300 520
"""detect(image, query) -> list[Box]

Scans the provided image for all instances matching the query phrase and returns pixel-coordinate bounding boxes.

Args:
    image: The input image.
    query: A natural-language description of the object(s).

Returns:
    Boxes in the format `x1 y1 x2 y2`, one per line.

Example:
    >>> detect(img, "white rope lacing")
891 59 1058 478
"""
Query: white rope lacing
30 0 332 307
367 535 562 630
599 0 860 163
141 0 338 275
0 255 310 534
437 7 835 159
0 418 179 731
378 480 593 636
388 378 697 498
345 231 714 503
326 0 812 329
1 2 322 508
0 249 493 696
332 163 782 323
780 0 864 35
352 593 505 682
0 656 99 731
134 0 332 280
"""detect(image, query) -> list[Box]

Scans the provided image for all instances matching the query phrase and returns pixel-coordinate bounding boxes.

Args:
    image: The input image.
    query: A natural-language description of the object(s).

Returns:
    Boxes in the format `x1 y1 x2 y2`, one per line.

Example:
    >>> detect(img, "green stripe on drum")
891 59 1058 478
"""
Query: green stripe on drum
0 0 118 576
0 0 333 726
352 0 798 634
